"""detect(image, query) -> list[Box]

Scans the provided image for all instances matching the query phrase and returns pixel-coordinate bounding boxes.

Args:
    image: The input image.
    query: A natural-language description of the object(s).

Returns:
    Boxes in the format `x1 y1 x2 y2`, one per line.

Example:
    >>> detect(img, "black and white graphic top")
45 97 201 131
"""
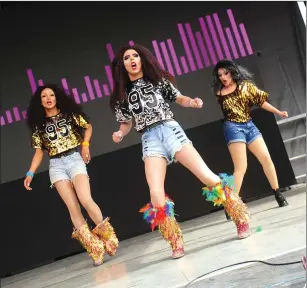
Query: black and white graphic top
114 77 181 132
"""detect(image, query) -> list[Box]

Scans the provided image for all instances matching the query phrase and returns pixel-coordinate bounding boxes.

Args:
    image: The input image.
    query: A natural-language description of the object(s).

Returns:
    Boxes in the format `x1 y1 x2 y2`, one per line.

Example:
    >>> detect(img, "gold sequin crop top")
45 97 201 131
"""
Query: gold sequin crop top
31 112 90 157
217 81 268 123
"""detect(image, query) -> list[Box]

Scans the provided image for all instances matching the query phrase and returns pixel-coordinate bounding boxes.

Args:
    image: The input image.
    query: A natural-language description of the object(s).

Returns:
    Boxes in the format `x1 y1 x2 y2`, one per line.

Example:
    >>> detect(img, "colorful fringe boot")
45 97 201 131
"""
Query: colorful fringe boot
72 222 105 266
139 196 184 259
92 217 119 256
202 173 251 239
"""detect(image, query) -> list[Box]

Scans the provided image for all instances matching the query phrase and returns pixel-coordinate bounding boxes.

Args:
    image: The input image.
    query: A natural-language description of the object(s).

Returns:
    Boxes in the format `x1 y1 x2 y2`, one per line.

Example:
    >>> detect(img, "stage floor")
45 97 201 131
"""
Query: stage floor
2 185 306 288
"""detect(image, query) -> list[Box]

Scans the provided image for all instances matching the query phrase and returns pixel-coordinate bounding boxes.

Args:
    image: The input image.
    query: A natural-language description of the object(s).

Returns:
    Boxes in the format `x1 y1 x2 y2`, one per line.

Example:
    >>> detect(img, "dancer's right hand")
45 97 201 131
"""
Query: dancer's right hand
24 176 33 191
112 131 123 143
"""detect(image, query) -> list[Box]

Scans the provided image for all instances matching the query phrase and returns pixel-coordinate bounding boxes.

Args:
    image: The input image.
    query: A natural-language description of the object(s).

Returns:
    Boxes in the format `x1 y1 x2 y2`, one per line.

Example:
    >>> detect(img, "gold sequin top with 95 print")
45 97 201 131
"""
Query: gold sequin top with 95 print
217 81 268 123
31 112 90 157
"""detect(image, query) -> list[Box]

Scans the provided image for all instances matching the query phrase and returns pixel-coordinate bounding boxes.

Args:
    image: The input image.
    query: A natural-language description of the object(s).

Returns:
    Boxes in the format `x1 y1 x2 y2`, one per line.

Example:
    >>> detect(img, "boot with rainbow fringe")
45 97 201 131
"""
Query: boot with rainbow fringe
139 196 184 259
202 173 251 239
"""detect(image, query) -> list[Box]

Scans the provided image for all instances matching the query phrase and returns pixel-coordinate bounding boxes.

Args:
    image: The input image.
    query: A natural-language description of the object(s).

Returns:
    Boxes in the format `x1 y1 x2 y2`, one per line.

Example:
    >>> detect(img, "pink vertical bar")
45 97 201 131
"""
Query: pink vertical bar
199 17 217 64
93 79 103 98
225 28 239 59
239 23 253 55
102 84 110 96
22 111 27 120
152 40 165 69
129 40 135 46
185 23 203 70
195 32 210 67
206 15 224 60
1 116 6 126
81 93 88 103
105 66 114 91
106 43 115 62
6 110 13 123
227 9 246 57
167 39 182 75
160 42 175 76
180 56 189 73
178 24 196 71
38 79 44 86
13 107 21 121
84 76 95 100
61 78 70 95
72 88 81 104
213 13 232 60
26 69 37 94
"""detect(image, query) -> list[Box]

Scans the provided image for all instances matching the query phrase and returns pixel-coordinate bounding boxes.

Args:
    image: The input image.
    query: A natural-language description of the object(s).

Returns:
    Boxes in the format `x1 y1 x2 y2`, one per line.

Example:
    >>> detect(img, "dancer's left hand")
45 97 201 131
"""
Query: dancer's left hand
278 111 288 118
191 98 203 108
81 146 91 164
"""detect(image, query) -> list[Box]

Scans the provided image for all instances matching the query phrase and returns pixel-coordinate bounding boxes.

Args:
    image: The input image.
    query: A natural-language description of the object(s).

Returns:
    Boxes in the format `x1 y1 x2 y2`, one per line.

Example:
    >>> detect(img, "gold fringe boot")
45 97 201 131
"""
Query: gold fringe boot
202 173 251 239
139 196 184 259
93 217 119 256
72 222 105 266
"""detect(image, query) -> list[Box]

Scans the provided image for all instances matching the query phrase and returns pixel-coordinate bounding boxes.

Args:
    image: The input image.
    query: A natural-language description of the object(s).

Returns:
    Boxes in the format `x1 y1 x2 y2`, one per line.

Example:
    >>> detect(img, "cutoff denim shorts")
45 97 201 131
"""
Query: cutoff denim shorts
141 120 192 165
224 120 262 146
49 152 88 187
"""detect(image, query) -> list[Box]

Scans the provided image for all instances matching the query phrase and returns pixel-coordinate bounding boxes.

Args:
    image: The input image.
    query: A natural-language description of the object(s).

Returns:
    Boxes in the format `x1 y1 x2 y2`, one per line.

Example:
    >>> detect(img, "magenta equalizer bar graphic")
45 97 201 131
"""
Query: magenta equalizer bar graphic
13 107 21 122
227 9 246 57
195 31 210 67
185 23 203 70
93 79 103 98
2 8 254 127
167 39 182 75
160 41 175 76
178 23 197 71
152 40 165 70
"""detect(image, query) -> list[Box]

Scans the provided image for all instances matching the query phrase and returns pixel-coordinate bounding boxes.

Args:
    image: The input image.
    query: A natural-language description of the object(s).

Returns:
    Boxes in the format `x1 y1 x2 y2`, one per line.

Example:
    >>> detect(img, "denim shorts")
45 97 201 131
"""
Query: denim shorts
224 120 262 145
141 120 192 165
49 152 88 187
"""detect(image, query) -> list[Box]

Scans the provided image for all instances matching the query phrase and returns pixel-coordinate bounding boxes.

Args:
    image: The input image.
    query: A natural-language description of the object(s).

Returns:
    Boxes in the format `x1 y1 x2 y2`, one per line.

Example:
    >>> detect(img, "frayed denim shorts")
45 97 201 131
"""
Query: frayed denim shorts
224 120 262 146
141 120 192 165
49 152 88 187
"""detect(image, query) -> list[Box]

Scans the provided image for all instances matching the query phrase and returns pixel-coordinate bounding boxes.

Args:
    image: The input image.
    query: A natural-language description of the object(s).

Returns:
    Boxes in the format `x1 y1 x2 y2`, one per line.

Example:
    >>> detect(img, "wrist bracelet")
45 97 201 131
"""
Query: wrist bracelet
26 171 34 178
189 99 194 107
82 141 90 147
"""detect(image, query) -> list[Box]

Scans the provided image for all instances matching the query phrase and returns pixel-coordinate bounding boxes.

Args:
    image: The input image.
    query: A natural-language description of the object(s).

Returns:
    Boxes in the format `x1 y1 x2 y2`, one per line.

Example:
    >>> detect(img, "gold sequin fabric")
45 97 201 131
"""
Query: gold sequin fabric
72 222 105 266
93 217 119 256
223 192 250 224
217 81 268 123
31 112 90 157
158 217 184 252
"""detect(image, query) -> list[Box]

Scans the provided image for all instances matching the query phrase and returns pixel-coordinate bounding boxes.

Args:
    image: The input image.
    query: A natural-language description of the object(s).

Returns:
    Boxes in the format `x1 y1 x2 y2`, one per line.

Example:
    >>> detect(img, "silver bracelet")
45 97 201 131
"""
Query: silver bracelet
189 99 193 107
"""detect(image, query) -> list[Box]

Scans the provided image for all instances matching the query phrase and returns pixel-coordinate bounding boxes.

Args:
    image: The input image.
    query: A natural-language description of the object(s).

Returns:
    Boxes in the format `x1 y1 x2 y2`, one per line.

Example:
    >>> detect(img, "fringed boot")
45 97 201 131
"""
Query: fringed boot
72 222 105 266
92 217 119 256
139 196 184 259
202 173 251 239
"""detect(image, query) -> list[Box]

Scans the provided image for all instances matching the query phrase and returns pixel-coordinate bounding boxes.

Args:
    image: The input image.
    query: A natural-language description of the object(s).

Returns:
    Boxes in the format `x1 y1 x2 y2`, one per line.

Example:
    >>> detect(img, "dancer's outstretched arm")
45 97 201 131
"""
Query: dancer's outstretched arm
24 148 44 190
81 124 92 163
112 119 133 143
176 95 203 108
261 101 288 118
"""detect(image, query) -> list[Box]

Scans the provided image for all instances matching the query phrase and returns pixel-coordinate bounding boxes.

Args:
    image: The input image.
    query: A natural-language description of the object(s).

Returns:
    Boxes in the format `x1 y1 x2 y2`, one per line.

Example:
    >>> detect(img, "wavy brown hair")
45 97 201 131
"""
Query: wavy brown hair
27 84 89 131
212 60 254 93
110 44 176 111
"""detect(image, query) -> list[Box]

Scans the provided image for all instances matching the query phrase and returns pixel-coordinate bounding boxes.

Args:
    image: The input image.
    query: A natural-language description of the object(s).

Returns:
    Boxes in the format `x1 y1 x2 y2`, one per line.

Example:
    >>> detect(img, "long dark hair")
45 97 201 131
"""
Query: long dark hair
27 84 87 130
212 60 254 93
110 44 176 112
